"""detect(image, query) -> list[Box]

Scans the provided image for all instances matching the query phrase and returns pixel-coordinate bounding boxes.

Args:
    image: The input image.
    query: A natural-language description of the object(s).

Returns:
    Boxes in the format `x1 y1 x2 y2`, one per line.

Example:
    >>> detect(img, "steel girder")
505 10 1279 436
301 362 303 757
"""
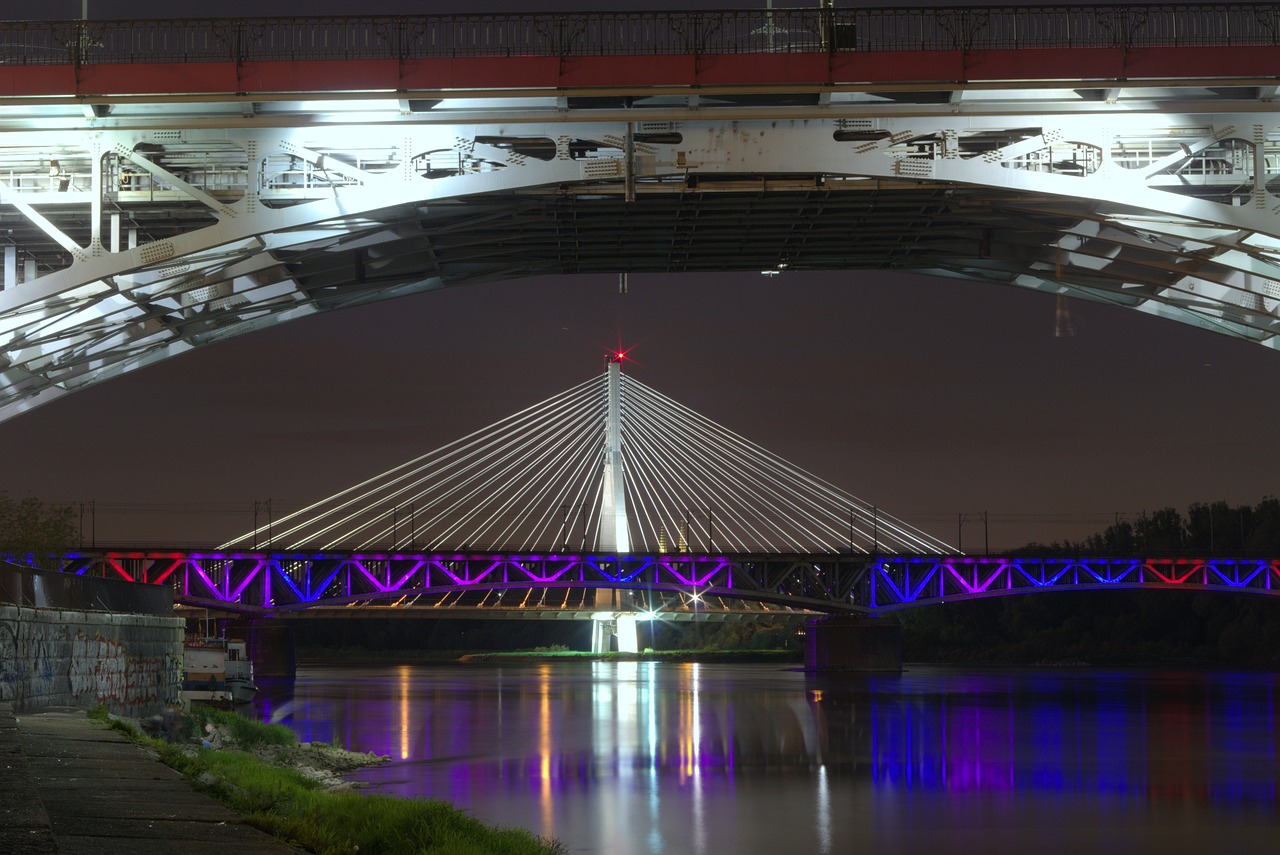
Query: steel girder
4 107 1280 421
49 549 1280 616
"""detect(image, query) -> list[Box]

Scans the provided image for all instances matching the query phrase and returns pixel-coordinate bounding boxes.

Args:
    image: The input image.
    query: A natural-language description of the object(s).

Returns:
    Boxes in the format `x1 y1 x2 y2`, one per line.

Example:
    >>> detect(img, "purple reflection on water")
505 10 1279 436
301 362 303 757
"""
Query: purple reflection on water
253 664 1280 855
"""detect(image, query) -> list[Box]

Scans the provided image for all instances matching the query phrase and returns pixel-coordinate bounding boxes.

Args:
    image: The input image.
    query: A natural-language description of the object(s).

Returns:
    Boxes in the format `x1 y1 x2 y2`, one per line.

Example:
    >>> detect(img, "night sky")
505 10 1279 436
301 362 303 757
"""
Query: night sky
4 1 1277 550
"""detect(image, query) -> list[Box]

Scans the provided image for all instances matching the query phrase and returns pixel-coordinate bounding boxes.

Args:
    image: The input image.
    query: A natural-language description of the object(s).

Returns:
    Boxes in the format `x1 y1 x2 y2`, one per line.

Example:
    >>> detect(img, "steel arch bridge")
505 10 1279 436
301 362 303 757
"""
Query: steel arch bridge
47 548 1280 617
3 5 1280 421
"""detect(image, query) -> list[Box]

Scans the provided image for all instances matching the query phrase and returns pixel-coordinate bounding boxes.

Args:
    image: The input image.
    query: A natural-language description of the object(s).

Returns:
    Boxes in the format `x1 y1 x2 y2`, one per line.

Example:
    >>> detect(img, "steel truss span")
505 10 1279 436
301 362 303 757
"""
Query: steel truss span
4 7 1280 421
54 550 1280 616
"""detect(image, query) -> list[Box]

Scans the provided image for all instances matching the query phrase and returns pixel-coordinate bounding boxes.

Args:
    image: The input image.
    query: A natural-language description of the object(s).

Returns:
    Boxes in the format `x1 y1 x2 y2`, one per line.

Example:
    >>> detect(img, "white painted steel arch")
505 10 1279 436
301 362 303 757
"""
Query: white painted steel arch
3 96 1280 421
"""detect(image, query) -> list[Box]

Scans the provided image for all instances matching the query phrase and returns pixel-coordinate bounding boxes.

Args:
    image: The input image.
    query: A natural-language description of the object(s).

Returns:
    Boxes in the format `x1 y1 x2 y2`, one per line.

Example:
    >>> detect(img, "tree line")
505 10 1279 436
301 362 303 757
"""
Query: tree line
901 495 1280 666
0 493 75 570
1014 496 1280 556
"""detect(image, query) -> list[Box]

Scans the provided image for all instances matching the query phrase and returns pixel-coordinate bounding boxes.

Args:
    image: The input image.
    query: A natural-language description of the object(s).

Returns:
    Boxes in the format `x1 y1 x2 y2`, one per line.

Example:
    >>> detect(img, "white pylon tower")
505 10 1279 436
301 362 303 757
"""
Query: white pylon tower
594 352 637 654
598 353 631 554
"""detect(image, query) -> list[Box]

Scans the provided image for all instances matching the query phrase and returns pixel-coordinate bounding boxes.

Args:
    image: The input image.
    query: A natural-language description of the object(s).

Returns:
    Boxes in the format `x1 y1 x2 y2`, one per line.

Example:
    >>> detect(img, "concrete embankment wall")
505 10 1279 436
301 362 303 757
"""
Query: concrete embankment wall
0 563 183 716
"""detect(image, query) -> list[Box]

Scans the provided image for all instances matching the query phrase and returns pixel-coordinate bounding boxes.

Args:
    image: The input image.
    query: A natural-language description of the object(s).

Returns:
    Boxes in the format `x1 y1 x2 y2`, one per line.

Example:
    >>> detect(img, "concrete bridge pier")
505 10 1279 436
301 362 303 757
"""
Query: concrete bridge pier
590 587 640 654
590 613 639 654
804 616 901 672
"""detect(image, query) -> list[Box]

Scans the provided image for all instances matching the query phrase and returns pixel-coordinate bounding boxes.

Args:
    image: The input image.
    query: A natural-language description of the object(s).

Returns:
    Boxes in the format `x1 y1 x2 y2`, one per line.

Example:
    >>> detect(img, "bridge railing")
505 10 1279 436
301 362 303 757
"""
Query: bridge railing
1 6 1278 67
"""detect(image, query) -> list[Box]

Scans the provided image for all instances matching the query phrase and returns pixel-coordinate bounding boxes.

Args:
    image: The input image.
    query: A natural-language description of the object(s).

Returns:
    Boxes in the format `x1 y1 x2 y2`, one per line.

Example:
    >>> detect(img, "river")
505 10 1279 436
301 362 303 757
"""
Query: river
254 662 1279 854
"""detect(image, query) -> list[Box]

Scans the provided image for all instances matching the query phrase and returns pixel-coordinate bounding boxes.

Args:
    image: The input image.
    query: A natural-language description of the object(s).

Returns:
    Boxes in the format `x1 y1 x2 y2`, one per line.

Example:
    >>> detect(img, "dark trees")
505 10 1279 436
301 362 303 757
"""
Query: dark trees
0 493 76 569
1075 497 1280 556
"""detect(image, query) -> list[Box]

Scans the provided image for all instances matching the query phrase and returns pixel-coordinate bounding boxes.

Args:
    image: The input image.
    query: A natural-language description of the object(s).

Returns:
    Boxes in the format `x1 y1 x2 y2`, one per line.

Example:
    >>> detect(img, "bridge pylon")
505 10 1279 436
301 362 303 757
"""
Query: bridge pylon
592 353 642 652
598 353 630 554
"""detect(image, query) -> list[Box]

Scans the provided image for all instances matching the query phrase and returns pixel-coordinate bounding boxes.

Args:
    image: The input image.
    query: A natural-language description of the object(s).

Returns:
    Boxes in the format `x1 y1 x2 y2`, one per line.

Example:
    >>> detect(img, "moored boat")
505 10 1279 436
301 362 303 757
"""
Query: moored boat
181 637 259 706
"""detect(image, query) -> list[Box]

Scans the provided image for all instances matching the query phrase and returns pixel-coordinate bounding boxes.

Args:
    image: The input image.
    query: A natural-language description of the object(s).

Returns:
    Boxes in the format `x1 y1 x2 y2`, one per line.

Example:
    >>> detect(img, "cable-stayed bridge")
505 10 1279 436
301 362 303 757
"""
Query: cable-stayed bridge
69 354 954 652
52 357 1280 657
3 5 1280 423
217 356 947 557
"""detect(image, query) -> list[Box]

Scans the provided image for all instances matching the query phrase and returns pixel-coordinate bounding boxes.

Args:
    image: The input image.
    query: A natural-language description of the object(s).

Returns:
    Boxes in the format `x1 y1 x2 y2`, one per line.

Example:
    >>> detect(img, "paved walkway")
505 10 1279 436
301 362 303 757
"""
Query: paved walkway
0 703 301 855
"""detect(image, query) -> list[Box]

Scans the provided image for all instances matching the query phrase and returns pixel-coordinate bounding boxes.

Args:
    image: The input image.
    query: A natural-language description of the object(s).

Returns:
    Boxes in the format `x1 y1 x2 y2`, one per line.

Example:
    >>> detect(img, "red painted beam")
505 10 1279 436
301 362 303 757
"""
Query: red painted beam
237 59 401 96
75 62 239 97
0 65 78 97
399 56 563 91
2 44 1278 100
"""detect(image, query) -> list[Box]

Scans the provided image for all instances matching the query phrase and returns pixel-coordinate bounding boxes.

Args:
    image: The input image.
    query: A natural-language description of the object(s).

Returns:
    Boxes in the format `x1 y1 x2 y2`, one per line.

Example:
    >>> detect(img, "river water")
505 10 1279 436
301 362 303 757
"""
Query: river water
254 663 1279 854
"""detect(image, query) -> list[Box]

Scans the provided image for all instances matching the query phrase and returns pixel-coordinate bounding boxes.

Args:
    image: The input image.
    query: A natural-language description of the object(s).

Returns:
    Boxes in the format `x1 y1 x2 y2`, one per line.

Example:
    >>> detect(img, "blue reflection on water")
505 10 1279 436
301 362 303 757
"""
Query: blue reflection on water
254 664 1280 854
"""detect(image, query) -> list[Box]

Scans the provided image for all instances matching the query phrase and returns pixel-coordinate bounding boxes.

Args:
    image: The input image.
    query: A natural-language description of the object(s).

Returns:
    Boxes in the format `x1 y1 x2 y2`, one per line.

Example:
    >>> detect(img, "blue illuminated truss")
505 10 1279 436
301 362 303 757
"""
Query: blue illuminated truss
50 550 1280 616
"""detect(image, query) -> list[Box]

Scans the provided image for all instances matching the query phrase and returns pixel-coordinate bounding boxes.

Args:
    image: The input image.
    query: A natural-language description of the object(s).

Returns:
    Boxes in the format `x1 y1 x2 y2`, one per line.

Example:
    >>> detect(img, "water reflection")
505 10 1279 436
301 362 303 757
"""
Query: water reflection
256 665 1280 853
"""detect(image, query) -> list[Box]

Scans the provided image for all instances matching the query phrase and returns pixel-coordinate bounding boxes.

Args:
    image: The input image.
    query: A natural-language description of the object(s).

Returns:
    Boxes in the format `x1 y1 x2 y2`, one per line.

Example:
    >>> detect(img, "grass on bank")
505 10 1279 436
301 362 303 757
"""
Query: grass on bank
89 705 563 855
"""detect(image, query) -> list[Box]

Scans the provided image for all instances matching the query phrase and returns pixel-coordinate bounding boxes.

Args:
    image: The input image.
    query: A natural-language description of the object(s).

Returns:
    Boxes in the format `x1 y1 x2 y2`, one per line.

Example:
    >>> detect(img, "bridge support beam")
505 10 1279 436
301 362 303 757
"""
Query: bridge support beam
804 616 901 672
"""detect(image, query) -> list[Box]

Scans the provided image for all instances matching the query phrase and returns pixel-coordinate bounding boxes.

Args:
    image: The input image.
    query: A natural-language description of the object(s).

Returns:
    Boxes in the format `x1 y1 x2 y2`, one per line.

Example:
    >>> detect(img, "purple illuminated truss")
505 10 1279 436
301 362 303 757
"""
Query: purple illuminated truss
49 550 1280 615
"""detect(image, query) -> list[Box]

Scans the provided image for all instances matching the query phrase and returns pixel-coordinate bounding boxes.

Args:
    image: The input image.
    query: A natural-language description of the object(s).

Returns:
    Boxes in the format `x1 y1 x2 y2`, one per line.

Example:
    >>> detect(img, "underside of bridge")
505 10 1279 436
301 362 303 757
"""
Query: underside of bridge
3 9 1280 421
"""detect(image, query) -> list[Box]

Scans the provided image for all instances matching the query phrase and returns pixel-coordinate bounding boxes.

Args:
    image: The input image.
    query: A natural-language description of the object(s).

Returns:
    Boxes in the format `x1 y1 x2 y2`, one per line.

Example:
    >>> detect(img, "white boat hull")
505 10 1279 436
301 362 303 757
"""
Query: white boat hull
182 639 258 706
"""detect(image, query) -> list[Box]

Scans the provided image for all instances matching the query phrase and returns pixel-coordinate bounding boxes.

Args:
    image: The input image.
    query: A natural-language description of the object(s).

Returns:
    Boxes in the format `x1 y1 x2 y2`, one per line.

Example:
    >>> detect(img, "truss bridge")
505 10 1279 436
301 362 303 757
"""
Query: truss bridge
59 548 1280 615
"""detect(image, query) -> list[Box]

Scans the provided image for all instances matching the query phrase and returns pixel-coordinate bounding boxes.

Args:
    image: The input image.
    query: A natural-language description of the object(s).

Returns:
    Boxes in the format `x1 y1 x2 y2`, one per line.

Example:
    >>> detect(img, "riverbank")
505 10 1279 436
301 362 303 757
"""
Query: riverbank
97 705 566 855
2 703 300 855
156 704 388 790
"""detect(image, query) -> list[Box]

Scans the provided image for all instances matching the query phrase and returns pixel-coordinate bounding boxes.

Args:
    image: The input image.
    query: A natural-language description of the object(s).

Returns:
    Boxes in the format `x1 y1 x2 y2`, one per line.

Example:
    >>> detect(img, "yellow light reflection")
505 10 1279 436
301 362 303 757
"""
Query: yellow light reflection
397 663 410 760
538 664 553 838
689 663 704 852
679 662 702 781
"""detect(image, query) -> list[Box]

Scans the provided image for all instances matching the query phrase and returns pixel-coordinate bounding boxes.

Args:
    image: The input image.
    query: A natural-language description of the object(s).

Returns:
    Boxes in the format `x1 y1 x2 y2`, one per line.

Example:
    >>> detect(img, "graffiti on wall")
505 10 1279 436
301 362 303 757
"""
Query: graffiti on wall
0 610 57 706
69 633 175 709
0 609 180 712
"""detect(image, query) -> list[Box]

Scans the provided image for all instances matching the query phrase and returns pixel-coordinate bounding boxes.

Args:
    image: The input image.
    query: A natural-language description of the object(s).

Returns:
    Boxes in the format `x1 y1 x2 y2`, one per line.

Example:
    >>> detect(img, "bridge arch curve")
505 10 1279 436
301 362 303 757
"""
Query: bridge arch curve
4 9 1280 421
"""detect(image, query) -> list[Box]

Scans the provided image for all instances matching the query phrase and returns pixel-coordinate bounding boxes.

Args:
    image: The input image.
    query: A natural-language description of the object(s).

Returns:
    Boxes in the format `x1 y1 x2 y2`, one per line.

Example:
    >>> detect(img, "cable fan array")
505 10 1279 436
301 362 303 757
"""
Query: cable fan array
223 369 951 554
